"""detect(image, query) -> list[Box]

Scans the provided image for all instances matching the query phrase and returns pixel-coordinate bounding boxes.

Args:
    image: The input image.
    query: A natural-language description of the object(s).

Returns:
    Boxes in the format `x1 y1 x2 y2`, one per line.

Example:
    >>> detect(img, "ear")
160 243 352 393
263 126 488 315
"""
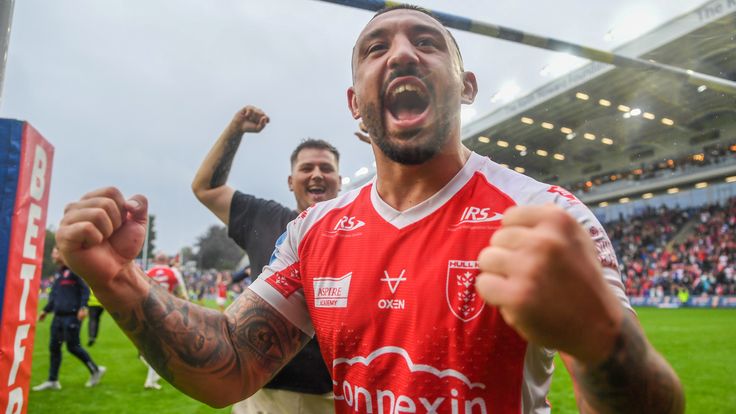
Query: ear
347 87 361 119
338 175 343 192
288 175 294 192
460 71 478 105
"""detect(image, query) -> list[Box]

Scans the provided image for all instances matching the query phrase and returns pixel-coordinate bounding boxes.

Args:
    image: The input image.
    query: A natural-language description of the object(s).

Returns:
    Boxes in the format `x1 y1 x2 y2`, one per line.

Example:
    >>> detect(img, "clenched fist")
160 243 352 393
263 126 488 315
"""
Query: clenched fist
56 187 148 290
475 205 624 365
229 105 269 135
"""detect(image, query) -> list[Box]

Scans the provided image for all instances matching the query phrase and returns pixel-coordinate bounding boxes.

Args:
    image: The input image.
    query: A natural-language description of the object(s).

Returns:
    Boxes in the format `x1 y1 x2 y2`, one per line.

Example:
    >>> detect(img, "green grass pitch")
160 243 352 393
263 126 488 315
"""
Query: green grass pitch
28 304 735 413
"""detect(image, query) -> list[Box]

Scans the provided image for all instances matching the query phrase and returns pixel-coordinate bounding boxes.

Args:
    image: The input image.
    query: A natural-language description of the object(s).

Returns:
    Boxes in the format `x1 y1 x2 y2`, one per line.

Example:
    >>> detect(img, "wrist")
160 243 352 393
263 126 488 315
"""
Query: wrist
573 306 626 368
224 123 247 138
89 262 151 313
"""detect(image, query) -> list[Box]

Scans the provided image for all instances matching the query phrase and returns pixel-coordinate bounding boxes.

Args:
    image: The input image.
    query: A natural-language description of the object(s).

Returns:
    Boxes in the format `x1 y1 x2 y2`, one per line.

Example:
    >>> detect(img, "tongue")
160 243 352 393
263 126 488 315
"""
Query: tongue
394 107 425 121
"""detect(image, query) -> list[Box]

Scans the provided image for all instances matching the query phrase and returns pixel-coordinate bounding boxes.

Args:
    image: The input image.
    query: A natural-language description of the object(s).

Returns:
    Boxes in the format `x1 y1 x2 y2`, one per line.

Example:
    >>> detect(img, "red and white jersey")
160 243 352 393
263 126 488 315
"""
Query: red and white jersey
147 265 180 294
250 152 630 414
217 282 228 299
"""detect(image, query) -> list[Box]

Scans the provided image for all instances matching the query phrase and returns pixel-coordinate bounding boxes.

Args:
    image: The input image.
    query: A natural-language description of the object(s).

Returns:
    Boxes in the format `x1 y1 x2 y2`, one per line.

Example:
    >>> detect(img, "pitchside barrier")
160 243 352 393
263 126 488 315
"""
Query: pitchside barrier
629 295 736 308
0 119 54 414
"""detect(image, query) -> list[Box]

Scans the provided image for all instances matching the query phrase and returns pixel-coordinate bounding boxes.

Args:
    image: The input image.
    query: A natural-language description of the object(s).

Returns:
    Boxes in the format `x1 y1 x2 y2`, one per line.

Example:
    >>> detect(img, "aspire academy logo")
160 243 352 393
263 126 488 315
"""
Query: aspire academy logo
313 273 352 308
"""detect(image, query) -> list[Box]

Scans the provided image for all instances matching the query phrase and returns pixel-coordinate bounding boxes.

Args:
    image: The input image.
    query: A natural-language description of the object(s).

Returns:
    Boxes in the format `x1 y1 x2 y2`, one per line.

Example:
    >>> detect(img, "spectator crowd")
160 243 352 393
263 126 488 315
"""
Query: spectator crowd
605 196 736 298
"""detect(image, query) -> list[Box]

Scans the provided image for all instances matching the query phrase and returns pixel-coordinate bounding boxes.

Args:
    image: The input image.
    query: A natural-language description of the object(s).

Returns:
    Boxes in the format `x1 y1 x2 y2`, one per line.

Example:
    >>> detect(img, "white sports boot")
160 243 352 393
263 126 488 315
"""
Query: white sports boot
86 366 107 387
32 381 61 391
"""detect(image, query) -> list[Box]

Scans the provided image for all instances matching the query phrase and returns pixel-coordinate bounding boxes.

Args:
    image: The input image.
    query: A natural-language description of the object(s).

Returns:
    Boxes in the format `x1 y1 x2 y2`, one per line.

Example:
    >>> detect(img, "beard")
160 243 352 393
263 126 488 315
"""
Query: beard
359 66 453 165
361 101 451 166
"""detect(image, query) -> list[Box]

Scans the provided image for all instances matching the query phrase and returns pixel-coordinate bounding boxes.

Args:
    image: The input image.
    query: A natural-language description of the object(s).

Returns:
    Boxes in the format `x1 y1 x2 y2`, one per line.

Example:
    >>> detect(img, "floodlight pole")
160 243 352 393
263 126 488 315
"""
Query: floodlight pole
0 0 15 107
315 0 736 96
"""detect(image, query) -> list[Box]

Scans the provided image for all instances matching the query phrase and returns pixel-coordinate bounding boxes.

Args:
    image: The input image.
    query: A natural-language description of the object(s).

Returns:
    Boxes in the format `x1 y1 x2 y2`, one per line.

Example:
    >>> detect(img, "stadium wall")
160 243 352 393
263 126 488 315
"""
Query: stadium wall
630 295 736 308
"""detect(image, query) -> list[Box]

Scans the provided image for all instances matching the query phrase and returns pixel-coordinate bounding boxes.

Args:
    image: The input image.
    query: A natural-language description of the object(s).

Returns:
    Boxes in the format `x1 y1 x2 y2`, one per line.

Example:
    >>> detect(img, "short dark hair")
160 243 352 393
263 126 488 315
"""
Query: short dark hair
353 4 464 71
290 138 340 168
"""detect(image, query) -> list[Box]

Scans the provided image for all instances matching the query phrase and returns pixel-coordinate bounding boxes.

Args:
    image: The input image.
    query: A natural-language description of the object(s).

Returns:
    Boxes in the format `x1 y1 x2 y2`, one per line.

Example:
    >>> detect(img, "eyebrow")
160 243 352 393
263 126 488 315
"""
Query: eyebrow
407 23 446 39
357 23 447 51
356 27 388 50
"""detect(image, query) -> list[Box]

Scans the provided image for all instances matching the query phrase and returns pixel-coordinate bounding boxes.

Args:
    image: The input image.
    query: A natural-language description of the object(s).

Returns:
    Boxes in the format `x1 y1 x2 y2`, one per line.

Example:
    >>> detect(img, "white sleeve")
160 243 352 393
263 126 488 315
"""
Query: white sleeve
554 195 633 312
247 214 314 336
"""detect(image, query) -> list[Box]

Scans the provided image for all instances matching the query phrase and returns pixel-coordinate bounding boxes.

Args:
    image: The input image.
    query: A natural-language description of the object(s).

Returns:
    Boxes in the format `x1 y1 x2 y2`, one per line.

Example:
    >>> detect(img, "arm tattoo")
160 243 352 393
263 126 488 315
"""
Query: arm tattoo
209 134 242 188
227 293 309 379
573 315 685 414
109 281 309 401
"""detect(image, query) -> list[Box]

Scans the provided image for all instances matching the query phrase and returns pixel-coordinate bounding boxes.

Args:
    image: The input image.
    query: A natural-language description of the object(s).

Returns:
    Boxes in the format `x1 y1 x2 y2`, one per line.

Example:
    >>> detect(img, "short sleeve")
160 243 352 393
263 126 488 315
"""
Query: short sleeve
248 212 314 336
228 191 298 275
548 186 633 311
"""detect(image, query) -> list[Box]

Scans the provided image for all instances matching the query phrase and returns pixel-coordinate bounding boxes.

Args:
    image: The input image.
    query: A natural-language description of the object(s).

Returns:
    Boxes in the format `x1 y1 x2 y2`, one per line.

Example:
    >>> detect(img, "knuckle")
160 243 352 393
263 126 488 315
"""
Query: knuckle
477 247 494 266
100 186 121 198
81 221 98 236
63 202 77 214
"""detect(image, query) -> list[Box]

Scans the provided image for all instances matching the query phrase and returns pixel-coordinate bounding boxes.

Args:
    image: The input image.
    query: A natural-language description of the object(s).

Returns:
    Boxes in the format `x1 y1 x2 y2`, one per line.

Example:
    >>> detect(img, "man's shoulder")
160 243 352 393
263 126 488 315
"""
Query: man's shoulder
299 185 368 224
232 191 297 218
282 185 370 246
471 154 586 210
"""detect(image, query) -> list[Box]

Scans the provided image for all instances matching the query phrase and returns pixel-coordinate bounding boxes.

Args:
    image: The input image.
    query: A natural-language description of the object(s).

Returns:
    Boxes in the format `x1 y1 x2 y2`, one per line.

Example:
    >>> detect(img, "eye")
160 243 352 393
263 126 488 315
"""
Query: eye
366 43 386 54
416 37 436 48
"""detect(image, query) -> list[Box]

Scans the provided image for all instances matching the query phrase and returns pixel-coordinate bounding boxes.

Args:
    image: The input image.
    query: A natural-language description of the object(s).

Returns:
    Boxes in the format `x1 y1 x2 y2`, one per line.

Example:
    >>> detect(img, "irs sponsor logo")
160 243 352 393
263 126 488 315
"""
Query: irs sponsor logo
314 273 352 308
332 346 487 413
331 215 366 233
446 260 484 322
454 207 504 227
547 185 580 205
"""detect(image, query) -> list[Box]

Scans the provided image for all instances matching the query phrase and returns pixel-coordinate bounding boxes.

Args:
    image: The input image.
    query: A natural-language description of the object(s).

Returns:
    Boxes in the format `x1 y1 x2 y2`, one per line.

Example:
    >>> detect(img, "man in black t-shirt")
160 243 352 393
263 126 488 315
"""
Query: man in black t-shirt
192 105 341 413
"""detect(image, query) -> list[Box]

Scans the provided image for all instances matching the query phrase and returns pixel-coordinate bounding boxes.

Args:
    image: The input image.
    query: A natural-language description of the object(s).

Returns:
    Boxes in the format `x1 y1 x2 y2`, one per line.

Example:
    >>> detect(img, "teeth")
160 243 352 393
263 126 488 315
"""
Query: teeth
391 83 424 98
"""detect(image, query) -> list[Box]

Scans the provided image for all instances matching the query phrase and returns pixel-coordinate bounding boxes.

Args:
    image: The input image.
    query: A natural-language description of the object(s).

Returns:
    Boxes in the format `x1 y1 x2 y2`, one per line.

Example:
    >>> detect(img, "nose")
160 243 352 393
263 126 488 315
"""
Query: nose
311 167 324 180
387 35 419 71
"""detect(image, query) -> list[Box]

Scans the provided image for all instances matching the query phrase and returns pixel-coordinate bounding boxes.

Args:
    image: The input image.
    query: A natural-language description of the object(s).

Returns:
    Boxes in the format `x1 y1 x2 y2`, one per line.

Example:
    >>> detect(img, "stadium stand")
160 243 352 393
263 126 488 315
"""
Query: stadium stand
605 197 735 298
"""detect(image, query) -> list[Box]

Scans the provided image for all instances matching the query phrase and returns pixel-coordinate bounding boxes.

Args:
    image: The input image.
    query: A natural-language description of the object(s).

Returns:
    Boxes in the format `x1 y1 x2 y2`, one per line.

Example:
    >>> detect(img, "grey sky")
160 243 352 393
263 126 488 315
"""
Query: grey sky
1 0 706 253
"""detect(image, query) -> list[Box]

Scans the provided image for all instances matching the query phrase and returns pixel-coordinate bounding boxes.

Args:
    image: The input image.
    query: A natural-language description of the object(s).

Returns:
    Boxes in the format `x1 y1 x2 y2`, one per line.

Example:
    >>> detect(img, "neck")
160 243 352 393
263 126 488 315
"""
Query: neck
374 141 470 212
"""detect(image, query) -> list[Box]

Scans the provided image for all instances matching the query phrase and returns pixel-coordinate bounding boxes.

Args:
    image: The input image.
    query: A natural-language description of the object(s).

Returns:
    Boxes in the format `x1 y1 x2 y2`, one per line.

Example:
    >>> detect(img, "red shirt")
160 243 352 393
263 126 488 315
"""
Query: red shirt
250 153 629 414
217 282 227 298
146 265 179 294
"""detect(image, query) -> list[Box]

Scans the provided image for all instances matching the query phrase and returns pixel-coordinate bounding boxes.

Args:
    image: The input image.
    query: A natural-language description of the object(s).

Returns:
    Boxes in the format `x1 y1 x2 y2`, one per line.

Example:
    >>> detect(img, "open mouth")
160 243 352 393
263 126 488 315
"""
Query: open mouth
307 185 326 196
384 78 430 127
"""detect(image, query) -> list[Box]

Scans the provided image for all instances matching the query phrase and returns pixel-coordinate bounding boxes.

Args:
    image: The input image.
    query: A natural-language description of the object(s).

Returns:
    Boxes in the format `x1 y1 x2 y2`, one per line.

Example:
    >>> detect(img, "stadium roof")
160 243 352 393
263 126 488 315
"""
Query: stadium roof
461 2 736 202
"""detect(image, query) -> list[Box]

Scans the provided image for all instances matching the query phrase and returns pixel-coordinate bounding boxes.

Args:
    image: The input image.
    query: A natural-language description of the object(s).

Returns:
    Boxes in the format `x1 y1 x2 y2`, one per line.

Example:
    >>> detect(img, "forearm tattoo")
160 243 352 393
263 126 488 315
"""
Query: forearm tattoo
209 134 242 188
226 293 309 377
573 315 685 414
109 282 308 398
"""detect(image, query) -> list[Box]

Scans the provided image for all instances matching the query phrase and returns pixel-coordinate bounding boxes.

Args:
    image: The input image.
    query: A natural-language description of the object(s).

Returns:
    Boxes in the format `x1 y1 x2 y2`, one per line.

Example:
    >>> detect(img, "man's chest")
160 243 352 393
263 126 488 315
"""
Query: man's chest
295 203 529 412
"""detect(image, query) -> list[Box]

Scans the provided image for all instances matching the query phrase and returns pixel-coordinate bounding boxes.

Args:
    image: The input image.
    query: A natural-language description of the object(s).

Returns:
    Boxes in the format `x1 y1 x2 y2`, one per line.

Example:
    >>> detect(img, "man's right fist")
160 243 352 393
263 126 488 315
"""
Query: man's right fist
230 105 269 134
55 187 148 290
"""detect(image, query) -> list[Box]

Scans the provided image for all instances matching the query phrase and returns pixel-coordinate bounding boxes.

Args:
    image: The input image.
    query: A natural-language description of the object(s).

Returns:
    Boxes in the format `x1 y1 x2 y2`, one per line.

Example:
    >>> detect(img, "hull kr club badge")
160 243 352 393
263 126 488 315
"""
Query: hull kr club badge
446 260 484 322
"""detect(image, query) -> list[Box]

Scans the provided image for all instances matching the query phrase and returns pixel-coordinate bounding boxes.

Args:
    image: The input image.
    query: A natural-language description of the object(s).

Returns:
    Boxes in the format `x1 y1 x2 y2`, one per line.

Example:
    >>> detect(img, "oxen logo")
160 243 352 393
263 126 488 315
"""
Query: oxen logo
380 269 406 294
446 260 484 322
